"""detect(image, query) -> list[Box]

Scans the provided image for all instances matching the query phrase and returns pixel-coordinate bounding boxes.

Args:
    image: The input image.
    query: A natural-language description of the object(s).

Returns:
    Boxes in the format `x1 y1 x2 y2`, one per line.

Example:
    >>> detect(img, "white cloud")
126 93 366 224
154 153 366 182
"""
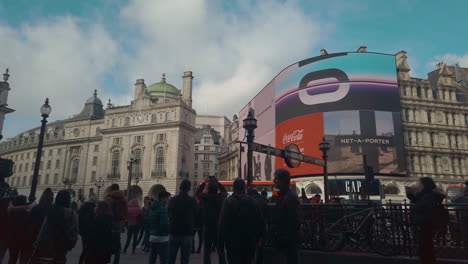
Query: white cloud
428 53 468 69
0 17 118 138
120 0 323 116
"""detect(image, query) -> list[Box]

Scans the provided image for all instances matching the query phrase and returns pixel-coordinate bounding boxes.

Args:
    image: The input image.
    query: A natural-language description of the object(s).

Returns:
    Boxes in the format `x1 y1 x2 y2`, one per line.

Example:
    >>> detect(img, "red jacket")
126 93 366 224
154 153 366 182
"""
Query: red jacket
127 200 141 226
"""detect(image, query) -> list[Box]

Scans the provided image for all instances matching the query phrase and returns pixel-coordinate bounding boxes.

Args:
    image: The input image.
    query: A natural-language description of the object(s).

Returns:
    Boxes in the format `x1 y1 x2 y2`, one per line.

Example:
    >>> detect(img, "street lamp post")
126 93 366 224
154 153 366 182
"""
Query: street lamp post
28 98 52 203
243 110 257 190
319 137 330 203
126 151 137 200
95 177 105 199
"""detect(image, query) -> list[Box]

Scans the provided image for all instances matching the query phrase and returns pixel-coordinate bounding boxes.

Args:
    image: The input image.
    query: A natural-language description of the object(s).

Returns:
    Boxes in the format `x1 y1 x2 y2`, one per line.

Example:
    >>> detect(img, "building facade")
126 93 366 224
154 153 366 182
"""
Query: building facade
218 114 240 181
0 72 197 201
224 50 468 201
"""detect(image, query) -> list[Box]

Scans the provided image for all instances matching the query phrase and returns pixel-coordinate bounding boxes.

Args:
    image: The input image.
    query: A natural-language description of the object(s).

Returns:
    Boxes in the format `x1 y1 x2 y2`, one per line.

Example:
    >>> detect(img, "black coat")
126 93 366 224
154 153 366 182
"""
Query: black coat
196 183 227 236
218 193 263 250
78 202 96 238
28 204 52 244
86 214 113 262
271 190 302 247
8 205 30 248
168 192 197 236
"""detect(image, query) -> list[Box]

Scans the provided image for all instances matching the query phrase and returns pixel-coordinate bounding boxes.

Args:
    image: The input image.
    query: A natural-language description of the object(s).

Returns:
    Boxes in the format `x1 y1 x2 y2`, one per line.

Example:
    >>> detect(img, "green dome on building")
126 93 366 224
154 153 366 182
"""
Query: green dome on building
147 73 180 96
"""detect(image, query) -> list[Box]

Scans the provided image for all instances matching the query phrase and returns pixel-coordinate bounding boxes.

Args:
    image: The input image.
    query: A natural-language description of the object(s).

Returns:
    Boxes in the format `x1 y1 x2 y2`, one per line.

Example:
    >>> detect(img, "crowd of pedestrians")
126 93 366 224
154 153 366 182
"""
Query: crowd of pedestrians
0 172 466 264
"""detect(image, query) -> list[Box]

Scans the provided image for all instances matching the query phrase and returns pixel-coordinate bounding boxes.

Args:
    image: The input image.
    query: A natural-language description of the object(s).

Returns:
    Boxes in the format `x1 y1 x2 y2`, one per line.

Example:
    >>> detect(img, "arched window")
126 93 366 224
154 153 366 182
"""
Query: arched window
133 149 143 178
111 119 117 127
111 150 120 178
71 159 80 180
151 114 157 123
124 117 130 126
155 147 165 177
384 185 400 195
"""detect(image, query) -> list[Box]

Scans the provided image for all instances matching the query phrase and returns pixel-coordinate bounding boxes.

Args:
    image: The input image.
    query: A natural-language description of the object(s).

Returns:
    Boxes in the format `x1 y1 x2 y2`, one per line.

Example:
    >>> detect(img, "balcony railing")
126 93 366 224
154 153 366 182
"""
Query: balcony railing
107 172 121 179
151 170 166 178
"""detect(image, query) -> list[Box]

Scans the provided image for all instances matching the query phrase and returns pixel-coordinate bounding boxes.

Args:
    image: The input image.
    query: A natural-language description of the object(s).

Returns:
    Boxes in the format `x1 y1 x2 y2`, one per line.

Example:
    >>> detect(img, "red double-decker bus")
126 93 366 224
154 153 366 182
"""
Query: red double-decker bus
199 181 297 198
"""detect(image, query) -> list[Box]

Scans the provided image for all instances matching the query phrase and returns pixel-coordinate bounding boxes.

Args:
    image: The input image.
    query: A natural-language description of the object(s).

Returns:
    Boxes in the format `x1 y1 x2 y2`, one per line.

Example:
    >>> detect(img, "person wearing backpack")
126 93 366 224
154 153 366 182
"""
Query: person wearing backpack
32 190 78 264
219 179 263 264
104 184 128 264
406 177 447 264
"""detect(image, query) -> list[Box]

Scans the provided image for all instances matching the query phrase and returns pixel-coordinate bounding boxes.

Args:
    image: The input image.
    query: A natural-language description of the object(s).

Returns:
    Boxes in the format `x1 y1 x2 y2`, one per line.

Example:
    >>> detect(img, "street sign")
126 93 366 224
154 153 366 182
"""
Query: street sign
285 144 301 168
251 142 325 167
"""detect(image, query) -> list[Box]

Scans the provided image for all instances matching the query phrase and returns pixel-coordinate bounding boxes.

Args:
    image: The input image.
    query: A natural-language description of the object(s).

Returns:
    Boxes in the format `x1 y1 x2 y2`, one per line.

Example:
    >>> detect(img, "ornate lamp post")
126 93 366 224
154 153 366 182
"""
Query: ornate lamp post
243 110 257 190
28 98 52 203
126 151 137 199
94 177 105 199
319 137 330 203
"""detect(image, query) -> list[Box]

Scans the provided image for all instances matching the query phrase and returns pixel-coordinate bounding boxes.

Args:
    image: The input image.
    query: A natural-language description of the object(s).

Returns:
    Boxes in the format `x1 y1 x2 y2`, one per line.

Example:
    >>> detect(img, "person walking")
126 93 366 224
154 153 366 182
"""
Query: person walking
192 199 203 254
453 182 468 251
8 195 30 264
32 190 79 264
27 189 54 263
219 179 263 264
168 180 197 264
78 199 97 264
195 177 227 264
104 184 128 264
271 169 301 264
149 191 171 264
136 197 150 252
123 199 141 254
247 189 268 264
0 197 11 262
85 202 113 264
406 177 446 264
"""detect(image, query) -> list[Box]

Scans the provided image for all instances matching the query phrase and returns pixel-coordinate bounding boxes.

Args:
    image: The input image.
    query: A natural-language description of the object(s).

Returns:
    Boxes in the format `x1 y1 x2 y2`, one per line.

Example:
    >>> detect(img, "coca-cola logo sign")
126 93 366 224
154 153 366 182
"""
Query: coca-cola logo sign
283 129 304 145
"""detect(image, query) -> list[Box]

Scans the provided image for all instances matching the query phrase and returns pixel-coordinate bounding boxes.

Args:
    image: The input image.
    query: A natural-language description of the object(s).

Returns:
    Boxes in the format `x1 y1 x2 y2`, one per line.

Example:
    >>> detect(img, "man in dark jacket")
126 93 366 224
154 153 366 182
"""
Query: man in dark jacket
219 179 262 264
195 177 227 264
104 184 128 264
406 177 445 264
78 199 96 264
272 169 301 264
149 191 171 264
247 189 267 264
168 180 197 264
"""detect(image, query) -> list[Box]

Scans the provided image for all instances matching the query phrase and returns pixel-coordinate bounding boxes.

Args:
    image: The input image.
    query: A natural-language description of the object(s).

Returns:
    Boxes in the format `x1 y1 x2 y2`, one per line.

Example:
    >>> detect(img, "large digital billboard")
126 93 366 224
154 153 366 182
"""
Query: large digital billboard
239 52 406 180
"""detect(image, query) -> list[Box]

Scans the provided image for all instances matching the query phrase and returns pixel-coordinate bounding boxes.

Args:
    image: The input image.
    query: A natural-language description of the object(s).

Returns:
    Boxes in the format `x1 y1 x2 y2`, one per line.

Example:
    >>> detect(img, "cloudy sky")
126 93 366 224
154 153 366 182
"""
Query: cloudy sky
0 0 467 138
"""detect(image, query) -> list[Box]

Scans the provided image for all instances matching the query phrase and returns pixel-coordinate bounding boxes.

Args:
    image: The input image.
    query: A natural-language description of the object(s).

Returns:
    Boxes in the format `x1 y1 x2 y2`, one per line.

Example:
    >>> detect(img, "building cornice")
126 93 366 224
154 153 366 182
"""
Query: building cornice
99 121 197 134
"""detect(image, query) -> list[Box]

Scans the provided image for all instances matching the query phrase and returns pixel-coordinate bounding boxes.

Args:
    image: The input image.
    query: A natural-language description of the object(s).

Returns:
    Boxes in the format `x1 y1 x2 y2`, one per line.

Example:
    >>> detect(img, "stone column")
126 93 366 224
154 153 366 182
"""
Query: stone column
413 155 420 172
426 155 434 173
408 109 414 122
453 158 460 175
412 86 418 97
451 91 457 102
461 158 467 175
444 90 450 102
414 110 420 122
438 89 444 100
427 88 433 99
419 155 426 173
447 113 453 126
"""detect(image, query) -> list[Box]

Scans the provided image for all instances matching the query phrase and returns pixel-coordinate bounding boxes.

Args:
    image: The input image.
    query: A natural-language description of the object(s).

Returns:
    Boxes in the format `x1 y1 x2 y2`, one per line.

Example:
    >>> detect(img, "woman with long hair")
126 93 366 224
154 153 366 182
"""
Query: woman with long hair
32 190 78 264
85 202 113 264
28 188 54 248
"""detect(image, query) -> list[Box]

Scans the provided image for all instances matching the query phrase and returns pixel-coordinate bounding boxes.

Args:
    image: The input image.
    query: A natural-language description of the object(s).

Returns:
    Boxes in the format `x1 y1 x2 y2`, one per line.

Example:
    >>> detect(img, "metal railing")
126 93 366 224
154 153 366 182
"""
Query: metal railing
264 202 468 260
151 171 166 178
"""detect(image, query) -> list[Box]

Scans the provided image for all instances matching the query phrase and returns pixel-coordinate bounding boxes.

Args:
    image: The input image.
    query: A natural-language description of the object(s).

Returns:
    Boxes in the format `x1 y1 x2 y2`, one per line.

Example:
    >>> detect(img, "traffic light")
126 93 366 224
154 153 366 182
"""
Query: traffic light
0 158 14 179
365 165 374 182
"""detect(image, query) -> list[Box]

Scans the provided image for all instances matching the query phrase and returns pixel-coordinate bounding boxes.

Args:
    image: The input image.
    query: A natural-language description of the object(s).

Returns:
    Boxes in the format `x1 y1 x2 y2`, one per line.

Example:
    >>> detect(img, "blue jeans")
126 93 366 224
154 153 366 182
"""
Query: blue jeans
169 235 192 264
149 242 169 264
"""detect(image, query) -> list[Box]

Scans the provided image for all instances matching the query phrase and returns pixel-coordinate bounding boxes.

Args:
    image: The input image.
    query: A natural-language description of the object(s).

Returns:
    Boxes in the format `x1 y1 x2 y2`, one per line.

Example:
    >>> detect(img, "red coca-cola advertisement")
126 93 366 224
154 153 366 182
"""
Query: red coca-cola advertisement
275 113 324 175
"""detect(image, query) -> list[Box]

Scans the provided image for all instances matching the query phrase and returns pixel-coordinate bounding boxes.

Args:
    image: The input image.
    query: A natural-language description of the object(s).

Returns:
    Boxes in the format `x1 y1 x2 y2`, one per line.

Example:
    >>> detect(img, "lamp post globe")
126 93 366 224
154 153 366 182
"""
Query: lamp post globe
319 137 330 203
40 98 52 117
243 110 257 190
28 98 52 203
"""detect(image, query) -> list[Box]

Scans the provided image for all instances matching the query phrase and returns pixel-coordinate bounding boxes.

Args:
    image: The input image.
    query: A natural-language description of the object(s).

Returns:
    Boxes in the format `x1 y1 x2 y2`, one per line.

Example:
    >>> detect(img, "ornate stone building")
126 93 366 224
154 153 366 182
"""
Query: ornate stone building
0 72 197 200
218 115 240 181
